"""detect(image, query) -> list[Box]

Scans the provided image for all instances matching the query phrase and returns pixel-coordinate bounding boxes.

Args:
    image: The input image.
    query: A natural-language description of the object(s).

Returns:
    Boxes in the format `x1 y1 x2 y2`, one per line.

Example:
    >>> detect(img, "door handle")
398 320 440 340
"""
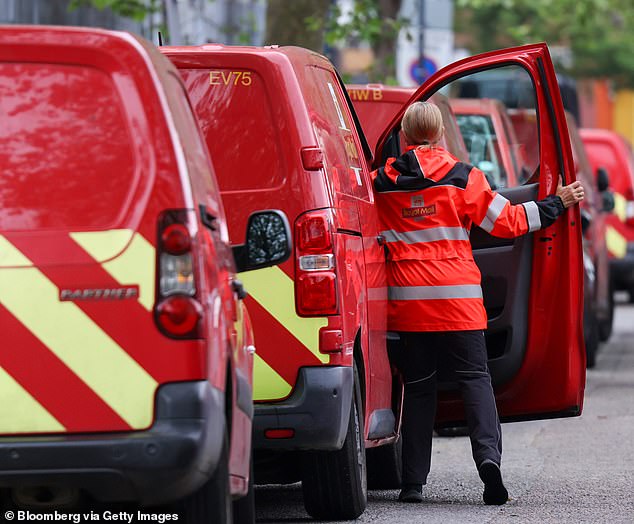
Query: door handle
232 279 248 300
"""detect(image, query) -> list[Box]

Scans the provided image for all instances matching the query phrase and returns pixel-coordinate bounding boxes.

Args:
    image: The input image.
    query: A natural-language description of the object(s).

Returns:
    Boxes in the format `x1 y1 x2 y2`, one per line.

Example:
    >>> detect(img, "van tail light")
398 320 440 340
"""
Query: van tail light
155 210 202 339
295 210 338 316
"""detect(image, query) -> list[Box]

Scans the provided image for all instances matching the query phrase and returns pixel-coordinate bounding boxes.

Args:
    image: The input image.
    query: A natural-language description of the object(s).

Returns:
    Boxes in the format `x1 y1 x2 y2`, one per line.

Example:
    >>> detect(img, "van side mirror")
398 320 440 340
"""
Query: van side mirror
602 191 615 213
233 210 292 273
580 209 592 235
596 167 610 192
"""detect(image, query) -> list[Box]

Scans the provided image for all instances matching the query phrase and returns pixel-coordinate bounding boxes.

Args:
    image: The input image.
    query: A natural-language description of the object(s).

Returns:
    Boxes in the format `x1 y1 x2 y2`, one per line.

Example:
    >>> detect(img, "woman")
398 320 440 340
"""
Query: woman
371 101 584 505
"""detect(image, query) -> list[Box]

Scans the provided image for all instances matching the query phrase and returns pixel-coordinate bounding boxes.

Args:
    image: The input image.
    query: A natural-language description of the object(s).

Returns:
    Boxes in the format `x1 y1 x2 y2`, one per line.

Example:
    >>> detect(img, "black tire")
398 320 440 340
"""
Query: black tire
301 367 367 520
584 304 600 369
598 284 615 342
232 452 255 524
183 432 232 524
367 436 402 489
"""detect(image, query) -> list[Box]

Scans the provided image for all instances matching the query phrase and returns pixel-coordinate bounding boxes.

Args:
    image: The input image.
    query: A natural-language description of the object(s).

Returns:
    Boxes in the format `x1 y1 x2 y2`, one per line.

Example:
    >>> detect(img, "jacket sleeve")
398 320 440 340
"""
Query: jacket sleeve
463 167 565 238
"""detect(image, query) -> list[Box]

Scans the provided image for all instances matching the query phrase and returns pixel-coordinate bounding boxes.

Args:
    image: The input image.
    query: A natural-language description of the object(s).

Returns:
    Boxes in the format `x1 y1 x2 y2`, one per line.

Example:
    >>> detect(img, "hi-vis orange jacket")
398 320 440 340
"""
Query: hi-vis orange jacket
372 146 564 332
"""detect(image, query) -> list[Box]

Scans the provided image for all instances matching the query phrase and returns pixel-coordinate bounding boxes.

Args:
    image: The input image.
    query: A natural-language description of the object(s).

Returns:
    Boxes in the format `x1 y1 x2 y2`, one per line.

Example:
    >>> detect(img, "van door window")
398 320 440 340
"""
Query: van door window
0 62 136 230
178 68 286 193
446 66 539 185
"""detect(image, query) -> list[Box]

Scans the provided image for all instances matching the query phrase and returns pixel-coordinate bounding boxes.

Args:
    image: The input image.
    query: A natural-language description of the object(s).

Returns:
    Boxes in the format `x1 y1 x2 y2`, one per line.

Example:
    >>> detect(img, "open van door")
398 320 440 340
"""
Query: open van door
374 44 585 424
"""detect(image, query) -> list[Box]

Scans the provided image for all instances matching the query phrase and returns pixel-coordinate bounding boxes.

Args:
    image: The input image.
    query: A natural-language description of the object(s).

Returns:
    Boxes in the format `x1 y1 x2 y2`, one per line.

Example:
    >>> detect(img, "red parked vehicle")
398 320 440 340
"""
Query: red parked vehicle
347 84 469 161
566 114 614 365
164 43 585 519
581 128 634 301
0 26 290 523
450 98 530 188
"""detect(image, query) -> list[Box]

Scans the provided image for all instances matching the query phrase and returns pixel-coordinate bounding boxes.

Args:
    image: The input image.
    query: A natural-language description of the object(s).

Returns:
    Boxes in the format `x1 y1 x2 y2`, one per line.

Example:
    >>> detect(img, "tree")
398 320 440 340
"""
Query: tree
69 0 155 21
264 0 331 51
456 0 634 87
316 0 405 82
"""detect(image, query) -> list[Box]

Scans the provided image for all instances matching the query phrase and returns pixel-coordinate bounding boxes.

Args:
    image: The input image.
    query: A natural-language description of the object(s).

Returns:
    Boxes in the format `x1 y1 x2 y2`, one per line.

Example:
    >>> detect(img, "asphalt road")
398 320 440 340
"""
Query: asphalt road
255 301 634 523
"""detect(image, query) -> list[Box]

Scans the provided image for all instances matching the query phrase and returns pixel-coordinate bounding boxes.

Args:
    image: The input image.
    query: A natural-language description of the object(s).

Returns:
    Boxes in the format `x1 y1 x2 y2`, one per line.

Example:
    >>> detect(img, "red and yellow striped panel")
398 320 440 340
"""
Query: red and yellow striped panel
239 266 328 402
0 230 202 435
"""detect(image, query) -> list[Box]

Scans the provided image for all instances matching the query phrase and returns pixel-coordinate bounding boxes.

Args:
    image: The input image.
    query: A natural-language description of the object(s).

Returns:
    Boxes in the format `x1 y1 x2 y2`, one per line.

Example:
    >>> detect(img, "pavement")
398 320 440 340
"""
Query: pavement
255 302 634 523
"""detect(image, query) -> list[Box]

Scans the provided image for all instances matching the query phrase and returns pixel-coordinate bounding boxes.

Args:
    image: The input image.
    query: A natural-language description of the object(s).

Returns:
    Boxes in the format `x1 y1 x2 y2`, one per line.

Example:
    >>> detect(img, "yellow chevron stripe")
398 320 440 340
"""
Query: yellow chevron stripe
0 237 158 429
253 354 292 401
606 225 628 259
70 229 134 262
240 266 328 363
0 235 32 267
613 192 627 222
72 231 156 311
0 367 65 434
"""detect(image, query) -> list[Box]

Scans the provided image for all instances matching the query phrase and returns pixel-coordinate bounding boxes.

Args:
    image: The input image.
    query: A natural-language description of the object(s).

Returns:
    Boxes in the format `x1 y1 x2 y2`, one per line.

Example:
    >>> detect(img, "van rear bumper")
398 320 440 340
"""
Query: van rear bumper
611 244 634 289
0 381 225 506
253 366 353 451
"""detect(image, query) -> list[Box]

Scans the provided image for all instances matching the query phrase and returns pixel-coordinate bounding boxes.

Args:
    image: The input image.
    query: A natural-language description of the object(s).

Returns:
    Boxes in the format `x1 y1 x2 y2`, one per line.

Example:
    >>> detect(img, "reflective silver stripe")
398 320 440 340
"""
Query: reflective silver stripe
479 193 509 233
388 284 483 301
522 201 541 232
381 227 470 244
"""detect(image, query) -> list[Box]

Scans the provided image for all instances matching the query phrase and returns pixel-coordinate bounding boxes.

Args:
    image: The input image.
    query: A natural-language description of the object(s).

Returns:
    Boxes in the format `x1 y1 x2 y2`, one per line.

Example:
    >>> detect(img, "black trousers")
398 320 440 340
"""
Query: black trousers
392 330 502 486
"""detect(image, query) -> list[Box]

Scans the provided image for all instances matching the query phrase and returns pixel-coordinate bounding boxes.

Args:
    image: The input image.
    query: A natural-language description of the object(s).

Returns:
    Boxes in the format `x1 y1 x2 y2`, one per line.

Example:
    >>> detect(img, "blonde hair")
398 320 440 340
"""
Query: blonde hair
401 101 444 145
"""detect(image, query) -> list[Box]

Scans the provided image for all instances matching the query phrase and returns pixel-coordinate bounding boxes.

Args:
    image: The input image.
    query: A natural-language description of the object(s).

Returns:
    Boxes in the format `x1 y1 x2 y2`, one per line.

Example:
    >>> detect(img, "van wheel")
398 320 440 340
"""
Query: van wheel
232 453 255 524
301 367 367 520
367 436 402 489
584 303 600 369
183 431 232 524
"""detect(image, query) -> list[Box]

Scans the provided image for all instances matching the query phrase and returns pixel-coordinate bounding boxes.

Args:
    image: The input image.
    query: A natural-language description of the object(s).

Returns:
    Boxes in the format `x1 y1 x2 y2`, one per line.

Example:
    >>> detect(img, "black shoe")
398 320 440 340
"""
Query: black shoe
478 459 509 505
398 485 424 503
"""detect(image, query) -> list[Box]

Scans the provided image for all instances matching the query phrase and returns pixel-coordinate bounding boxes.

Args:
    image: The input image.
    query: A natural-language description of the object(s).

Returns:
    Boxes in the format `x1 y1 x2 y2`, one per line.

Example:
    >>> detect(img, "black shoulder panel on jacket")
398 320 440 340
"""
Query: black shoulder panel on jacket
436 162 472 189
374 166 399 192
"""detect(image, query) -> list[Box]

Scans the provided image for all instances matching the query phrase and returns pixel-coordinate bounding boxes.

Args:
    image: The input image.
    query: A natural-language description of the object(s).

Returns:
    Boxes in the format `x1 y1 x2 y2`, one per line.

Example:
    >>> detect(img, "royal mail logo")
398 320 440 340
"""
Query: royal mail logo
402 204 436 218
411 195 425 208
59 286 140 302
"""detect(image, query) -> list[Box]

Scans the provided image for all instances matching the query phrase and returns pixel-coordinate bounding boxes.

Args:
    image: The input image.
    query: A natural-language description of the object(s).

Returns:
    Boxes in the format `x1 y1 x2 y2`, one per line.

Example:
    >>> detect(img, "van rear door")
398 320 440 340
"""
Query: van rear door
375 44 585 423
0 28 201 435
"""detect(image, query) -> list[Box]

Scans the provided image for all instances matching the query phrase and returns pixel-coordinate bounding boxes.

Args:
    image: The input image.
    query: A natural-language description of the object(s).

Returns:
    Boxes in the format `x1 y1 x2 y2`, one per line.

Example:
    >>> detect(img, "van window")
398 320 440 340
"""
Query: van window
178 68 285 193
456 113 508 187
0 62 135 231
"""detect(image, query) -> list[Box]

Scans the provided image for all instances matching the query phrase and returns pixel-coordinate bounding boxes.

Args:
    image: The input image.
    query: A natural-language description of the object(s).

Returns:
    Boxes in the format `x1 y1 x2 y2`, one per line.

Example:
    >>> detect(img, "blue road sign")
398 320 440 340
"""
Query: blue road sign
410 56 437 84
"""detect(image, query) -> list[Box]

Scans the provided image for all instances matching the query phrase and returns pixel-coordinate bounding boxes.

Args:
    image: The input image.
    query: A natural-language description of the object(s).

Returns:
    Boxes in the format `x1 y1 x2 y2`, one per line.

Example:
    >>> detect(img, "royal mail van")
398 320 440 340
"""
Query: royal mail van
581 129 634 302
0 26 290 523
163 43 586 520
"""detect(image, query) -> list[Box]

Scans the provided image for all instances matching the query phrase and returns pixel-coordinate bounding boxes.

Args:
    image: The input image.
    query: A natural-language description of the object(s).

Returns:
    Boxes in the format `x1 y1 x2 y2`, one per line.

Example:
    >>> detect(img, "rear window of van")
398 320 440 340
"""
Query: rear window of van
178 68 285 193
0 62 135 231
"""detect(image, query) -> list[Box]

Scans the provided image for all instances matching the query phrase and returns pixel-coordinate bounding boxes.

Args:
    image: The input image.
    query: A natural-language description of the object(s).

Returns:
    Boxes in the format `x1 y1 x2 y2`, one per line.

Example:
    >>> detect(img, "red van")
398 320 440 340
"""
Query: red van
566 114 613 364
163 43 586 520
580 128 634 301
0 26 290 523
450 98 529 188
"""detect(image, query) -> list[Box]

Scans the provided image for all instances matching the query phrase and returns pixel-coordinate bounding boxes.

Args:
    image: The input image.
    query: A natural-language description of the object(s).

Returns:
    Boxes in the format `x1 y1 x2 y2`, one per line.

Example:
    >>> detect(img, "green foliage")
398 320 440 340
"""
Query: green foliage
456 0 634 86
311 0 406 49
306 0 407 82
68 0 156 22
